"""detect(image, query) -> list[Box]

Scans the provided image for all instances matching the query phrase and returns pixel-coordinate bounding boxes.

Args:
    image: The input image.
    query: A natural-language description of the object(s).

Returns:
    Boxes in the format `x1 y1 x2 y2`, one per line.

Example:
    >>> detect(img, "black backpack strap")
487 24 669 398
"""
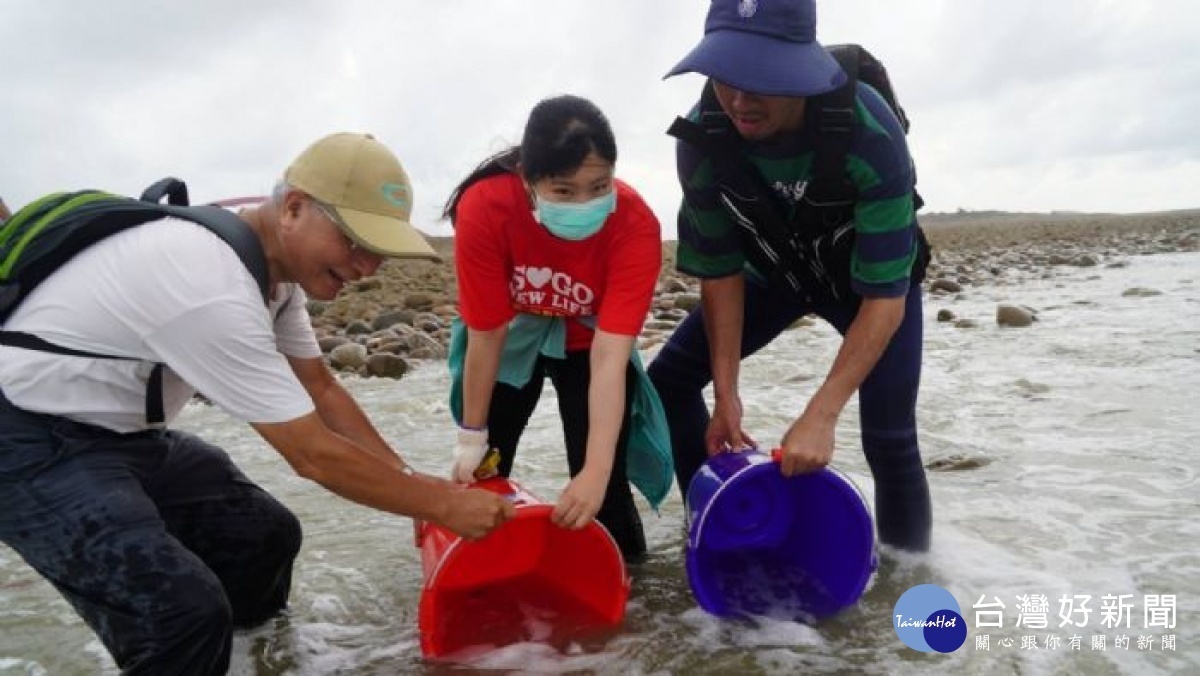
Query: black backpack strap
808 45 861 198
140 177 268 303
145 363 166 427
0 330 167 427
666 115 713 153
165 204 270 304
0 330 133 360
667 82 744 167
815 45 925 213
140 177 190 206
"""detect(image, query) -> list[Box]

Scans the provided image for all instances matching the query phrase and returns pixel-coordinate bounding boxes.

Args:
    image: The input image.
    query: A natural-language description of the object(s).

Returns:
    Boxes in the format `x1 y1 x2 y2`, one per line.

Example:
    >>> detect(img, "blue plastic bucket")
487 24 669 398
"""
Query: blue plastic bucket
685 448 876 621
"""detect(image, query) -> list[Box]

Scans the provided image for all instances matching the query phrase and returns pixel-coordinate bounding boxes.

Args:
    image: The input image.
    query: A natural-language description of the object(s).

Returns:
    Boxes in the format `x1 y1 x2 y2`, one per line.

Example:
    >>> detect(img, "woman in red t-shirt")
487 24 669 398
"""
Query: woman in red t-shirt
442 95 661 561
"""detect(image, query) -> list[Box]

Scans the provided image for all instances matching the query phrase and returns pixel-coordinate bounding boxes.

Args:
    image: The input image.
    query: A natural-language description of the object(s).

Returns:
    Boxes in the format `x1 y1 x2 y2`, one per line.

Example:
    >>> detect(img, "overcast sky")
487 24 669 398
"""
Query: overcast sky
2 0 1196 239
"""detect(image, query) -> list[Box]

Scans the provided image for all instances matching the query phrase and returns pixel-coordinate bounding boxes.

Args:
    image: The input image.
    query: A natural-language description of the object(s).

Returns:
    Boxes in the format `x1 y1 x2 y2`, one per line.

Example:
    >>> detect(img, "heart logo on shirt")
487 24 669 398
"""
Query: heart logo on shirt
525 267 553 288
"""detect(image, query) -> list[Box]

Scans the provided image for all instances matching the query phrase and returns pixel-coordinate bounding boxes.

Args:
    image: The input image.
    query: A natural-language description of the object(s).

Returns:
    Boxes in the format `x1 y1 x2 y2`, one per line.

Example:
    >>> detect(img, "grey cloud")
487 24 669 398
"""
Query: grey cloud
1 0 1196 230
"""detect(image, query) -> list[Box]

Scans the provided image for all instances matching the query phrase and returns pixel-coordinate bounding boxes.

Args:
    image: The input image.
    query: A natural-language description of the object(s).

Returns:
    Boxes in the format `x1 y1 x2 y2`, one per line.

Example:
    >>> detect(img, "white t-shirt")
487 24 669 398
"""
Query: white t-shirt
0 217 321 433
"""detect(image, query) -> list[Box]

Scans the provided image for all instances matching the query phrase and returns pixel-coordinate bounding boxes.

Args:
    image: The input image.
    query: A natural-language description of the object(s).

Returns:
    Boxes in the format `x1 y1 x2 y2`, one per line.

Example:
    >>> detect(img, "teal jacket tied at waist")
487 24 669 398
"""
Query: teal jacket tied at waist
448 314 674 511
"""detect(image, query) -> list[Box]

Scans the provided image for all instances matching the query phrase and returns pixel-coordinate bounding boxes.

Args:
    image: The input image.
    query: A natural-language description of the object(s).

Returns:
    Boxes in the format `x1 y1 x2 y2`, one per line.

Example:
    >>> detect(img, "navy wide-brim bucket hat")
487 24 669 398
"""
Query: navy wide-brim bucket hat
665 0 847 97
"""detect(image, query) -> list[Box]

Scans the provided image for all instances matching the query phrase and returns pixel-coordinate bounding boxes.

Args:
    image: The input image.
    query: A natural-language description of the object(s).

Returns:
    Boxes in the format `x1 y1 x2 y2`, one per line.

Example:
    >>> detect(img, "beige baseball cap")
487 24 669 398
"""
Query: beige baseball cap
284 132 440 261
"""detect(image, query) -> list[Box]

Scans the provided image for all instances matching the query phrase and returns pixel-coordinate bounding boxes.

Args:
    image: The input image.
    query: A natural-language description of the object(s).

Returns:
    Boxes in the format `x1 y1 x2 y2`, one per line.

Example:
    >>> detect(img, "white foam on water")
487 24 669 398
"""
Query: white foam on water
443 639 616 674
0 659 47 676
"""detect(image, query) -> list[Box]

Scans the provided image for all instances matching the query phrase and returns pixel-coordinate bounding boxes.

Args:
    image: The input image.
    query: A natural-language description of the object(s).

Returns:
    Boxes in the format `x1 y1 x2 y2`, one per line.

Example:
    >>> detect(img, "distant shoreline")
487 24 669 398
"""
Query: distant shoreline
306 210 1200 375
421 208 1200 256
916 209 1200 254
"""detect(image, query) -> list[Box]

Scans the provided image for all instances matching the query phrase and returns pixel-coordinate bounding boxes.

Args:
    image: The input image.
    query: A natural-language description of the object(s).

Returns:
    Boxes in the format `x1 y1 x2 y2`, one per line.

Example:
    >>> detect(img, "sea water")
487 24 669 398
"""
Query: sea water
1 251 1197 675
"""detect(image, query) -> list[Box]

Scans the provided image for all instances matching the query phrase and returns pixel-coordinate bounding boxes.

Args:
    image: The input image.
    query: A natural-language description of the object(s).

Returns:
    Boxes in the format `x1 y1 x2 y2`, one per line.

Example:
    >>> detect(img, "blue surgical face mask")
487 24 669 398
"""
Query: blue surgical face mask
533 190 616 241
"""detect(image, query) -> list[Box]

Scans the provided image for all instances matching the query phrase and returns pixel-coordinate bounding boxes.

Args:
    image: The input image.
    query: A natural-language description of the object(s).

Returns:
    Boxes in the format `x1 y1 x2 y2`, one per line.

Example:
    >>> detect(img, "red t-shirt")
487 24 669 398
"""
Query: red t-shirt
454 172 661 350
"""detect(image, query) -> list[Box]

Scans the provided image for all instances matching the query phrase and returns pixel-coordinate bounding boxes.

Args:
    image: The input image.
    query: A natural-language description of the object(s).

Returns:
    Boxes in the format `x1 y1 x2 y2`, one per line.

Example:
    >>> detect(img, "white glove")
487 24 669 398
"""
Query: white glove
451 427 490 483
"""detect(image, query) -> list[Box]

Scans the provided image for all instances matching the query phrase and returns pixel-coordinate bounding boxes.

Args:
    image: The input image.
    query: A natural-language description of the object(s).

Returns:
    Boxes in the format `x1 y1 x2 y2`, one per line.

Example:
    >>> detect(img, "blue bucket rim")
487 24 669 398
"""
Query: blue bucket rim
686 457 878 617
689 459 873 551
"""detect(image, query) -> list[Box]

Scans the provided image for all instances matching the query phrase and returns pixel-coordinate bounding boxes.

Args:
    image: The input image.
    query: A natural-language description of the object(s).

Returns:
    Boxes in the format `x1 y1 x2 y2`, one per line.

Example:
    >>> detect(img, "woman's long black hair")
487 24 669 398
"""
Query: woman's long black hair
442 94 617 223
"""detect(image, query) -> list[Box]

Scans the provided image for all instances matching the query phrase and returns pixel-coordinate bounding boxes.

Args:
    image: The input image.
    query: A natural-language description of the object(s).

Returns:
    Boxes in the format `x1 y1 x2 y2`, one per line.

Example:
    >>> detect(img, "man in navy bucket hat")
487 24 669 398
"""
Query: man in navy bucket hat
665 0 846 97
650 0 933 552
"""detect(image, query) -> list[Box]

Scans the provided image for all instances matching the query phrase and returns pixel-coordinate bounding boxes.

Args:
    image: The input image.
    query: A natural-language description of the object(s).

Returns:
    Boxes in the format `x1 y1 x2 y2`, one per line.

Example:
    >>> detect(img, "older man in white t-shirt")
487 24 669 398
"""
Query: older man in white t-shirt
0 133 515 675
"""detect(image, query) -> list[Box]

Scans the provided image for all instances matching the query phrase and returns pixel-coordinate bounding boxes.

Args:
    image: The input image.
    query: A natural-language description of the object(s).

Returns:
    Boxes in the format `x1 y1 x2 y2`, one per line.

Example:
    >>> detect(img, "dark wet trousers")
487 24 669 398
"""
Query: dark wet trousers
646 277 933 552
485 350 647 563
0 392 302 675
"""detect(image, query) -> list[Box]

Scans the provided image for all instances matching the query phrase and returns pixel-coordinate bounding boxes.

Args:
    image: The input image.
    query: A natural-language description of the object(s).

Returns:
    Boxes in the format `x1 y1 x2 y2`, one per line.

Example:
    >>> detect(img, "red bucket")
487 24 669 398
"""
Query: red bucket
415 477 630 658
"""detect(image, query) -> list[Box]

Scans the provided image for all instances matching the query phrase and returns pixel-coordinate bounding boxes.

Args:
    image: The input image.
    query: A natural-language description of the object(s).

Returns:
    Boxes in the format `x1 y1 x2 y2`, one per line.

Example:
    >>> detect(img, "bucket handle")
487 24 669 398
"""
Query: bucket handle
413 518 426 548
